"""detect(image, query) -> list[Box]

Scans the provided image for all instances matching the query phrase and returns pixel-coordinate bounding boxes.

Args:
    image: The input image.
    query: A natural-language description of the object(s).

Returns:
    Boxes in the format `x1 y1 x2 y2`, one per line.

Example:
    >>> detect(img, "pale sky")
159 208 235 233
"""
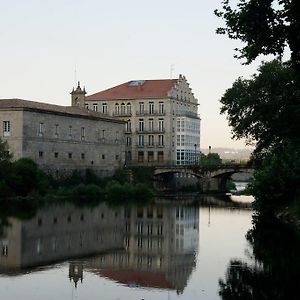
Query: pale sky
0 0 267 149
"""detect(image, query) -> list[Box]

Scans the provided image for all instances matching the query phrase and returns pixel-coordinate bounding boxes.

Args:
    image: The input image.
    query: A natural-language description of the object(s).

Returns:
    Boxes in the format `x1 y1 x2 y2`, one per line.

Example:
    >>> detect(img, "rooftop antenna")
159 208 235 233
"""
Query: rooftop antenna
170 64 174 79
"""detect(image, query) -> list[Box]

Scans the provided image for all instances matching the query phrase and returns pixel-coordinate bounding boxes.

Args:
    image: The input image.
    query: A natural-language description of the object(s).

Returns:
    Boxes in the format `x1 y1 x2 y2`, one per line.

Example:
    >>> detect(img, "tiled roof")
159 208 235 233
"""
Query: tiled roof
93 269 173 289
86 79 178 101
0 98 124 123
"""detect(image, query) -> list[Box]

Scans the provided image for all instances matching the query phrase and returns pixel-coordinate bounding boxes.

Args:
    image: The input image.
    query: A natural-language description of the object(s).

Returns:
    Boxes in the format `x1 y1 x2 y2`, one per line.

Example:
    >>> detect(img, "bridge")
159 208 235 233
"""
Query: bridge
153 164 254 192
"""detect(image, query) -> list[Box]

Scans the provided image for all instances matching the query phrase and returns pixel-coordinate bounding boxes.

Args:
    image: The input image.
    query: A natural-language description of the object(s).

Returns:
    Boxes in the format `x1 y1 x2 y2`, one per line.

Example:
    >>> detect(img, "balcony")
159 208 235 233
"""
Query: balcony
113 112 132 117
135 129 165 134
136 110 165 116
177 110 200 119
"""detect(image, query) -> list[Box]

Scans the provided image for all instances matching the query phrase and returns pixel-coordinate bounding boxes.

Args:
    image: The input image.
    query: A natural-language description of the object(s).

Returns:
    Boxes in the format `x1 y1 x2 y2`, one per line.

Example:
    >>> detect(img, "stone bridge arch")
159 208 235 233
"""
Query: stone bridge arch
153 165 254 192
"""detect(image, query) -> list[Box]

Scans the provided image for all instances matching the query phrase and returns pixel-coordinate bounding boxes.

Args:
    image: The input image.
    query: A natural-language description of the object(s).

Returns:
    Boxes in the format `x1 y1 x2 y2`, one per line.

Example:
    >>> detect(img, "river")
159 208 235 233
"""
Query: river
1 194 298 299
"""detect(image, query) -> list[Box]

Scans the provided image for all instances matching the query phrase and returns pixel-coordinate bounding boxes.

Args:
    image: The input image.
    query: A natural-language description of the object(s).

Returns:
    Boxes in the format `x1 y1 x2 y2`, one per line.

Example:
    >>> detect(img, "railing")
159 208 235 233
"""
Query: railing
136 129 165 134
136 110 165 116
113 112 132 116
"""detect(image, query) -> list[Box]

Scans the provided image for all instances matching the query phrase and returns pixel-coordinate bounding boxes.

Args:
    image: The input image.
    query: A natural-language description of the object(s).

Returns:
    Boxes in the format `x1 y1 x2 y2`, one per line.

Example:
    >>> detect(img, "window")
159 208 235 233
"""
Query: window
2 242 8 256
54 152 58 158
148 135 154 146
68 152 72 159
126 137 132 146
69 126 72 138
55 124 59 137
138 119 144 132
93 103 98 111
115 155 119 160
127 151 132 161
102 154 105 159
148 151 154 162
159 102 164 114
121 103 126 115
81 153 85 159
157 206 163 218
38 123 44 136
147 207 153 218
158 119 164 132
115 103 120 115
85 103 89 109
3 121 11 137
138 135 144 146
102 103 107 114
138 151 144 162
139 102 144 114
39 151 44 158
148 119 154 131
126 120 131 132
158 151 164 162
126 103 131 115
137 208 144 218
149 102 154 114
158 135 164 146
81 127 85 140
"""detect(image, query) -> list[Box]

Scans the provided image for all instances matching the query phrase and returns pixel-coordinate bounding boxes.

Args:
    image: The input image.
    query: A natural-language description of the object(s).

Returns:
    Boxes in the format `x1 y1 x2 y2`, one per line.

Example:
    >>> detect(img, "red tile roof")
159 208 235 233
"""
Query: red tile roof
93 269 173 289
0 98 124 123
86 79 178 101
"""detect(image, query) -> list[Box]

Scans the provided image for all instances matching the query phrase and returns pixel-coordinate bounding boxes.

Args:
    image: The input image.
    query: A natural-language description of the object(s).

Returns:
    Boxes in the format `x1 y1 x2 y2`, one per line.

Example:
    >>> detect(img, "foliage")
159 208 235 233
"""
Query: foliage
0 138 12 162
219 211 300 299
220 60 300 160
250 143 300 207
0 157 51 198
127 166 155 187
225 180 236 191
215 0 300 70
105 181 154 205
200 152 222 166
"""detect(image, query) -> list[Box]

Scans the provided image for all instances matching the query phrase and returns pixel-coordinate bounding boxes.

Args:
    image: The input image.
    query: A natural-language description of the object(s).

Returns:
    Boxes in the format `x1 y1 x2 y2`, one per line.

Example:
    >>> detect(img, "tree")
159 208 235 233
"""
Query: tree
215 0 300 71
200 152 222 165
220 59 300 160
0 138 12 163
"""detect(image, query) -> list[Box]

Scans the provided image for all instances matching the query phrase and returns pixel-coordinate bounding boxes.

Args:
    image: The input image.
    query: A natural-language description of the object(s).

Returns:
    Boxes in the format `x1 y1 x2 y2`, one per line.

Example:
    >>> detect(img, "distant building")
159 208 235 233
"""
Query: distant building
72 75 201 165
0 96 125 176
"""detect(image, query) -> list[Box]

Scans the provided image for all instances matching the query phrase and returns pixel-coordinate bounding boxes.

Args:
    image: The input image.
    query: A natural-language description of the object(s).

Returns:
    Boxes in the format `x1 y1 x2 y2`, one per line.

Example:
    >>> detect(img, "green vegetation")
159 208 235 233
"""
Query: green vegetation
215 0 300 71
215 0 300 213
200 152 222 166
0 139 154 207
225 180 236 191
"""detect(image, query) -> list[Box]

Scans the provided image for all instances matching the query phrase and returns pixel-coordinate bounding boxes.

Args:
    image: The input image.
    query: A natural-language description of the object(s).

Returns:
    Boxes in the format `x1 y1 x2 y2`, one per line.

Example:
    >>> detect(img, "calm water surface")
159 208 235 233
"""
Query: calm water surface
0 195 254 300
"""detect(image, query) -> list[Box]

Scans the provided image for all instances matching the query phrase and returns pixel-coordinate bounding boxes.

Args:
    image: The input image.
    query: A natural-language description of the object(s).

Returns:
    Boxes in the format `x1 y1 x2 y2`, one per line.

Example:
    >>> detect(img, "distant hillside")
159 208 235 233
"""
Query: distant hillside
201 147 253 160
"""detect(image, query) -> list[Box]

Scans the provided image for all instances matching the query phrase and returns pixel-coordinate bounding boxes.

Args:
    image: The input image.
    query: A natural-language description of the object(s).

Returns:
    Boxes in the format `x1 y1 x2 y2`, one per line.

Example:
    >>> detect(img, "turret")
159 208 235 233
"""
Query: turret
71 82 86 108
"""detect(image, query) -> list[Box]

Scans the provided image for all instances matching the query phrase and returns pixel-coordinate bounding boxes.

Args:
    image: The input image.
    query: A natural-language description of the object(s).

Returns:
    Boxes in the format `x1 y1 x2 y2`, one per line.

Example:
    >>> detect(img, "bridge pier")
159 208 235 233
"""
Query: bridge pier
199 177 225 193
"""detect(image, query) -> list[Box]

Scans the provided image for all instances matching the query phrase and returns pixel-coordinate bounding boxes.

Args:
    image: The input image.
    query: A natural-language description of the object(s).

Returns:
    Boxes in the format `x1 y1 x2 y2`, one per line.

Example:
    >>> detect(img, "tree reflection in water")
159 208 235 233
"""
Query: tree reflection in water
219 212 300 300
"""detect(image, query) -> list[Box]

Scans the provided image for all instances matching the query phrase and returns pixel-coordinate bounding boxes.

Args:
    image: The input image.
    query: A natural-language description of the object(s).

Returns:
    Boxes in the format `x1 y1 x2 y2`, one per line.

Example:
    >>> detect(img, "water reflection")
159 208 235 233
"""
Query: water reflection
0 201 199 293
219 212 300 300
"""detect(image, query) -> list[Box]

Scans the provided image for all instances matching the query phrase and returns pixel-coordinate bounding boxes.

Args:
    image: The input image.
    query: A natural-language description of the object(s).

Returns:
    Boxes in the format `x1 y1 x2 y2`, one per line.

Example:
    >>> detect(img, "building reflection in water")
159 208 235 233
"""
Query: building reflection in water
0 201 199 293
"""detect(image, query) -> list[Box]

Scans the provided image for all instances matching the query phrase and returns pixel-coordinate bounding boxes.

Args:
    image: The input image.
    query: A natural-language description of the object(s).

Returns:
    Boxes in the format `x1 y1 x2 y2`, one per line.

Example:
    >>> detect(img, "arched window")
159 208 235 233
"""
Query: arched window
115 103 119 115
127 103 132 115
121 103 125 115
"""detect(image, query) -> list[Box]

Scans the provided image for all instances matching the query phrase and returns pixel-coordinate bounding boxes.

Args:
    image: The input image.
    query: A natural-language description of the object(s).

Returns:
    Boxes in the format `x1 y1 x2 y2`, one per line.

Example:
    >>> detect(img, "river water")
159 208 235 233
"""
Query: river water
0 194 281 300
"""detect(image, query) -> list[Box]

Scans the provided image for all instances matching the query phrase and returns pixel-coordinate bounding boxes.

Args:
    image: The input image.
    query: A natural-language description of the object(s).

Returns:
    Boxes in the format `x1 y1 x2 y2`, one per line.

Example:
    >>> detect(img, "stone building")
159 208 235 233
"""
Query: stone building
0 97 125 176
75 75 200 165
0 203 124 271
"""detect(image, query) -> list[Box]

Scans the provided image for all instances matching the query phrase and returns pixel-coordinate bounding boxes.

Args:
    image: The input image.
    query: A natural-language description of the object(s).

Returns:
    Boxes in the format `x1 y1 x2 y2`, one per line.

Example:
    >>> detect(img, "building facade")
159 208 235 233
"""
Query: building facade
77 75 200 165
0 97 125 176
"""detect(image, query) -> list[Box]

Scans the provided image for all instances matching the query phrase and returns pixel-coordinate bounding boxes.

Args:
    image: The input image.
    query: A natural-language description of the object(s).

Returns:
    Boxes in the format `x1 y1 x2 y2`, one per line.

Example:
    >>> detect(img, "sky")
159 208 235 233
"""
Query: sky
0 0 269 149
